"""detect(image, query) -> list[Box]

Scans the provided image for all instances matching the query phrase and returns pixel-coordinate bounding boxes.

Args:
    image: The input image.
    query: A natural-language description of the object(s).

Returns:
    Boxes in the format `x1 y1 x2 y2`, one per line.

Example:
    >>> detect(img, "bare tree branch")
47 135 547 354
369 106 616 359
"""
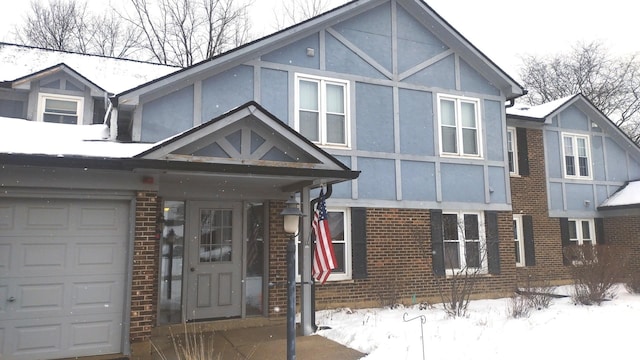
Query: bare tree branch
273 0 330 30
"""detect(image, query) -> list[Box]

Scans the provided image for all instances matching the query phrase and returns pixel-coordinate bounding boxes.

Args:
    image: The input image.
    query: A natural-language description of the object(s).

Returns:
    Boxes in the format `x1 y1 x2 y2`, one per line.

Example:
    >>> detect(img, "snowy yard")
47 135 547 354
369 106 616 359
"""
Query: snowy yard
316 285 639 360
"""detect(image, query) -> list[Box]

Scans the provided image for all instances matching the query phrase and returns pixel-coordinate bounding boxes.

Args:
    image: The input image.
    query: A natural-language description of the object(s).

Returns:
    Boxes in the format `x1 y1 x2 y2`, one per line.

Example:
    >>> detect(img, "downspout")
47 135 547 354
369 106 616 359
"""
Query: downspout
308 183 333 333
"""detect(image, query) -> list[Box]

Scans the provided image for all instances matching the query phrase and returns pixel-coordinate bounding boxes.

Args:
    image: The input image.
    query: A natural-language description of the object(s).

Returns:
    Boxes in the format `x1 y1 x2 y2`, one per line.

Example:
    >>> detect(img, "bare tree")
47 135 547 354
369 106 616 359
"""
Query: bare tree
121 0 253 67
519 41 640 142
273 0 331 30
15 0 141 59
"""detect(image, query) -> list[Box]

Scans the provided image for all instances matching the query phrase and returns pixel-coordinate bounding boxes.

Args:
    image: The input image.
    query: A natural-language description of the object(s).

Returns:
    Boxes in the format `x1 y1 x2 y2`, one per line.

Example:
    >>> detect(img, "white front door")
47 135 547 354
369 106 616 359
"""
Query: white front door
185 201 242 320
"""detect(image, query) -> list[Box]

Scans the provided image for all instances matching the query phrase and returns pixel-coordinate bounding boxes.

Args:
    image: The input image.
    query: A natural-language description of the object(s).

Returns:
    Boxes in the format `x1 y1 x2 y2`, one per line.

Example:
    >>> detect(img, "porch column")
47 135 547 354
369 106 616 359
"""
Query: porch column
300 186 314 335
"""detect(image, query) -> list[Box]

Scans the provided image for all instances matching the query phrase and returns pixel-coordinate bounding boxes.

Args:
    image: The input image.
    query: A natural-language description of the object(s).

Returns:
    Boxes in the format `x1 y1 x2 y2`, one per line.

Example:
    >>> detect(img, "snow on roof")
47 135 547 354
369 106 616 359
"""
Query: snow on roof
507 95 577 119
0 117 152 158
0 43 179 94
599 180 640 208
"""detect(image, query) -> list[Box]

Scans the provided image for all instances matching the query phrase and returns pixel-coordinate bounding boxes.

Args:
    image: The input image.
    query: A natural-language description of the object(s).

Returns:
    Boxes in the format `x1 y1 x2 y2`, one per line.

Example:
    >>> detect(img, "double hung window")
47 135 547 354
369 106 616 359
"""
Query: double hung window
507 127 518 175
296 74 349 147
438 94 481 157
568 219 595 246
562 133 591 179
513 215 525 267
38 93 84 124
442 211 486 272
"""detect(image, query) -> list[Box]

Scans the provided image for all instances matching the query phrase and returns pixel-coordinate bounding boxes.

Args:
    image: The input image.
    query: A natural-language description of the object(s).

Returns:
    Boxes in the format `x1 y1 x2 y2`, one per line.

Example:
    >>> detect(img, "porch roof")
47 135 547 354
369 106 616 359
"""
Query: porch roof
598 180 640 210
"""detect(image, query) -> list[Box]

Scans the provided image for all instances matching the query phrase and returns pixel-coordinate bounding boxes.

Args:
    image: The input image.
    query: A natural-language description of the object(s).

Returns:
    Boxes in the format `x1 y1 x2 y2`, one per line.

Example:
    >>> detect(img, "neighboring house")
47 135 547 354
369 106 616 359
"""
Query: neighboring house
507 94 640 285
2 1 636 359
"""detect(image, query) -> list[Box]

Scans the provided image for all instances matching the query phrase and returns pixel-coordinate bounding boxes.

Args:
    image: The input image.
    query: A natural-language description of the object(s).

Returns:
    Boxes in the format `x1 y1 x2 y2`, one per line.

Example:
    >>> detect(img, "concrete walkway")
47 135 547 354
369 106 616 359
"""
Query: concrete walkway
149 324 365 360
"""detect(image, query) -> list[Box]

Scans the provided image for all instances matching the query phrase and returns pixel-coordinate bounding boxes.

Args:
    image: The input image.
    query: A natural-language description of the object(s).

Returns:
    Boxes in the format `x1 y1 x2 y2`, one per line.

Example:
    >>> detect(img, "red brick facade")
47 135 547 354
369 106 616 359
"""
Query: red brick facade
603 215 640 272
130 191 160 342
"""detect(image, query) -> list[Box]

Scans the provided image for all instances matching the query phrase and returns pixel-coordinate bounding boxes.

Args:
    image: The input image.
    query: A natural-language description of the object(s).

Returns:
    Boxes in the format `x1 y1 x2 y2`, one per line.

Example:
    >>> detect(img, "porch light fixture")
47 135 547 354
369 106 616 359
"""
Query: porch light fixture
280 194 303 360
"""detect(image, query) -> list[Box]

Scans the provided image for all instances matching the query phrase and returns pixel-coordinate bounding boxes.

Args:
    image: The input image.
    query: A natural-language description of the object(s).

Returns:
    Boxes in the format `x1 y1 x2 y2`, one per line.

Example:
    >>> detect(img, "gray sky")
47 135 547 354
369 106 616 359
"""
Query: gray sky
1 0 638 81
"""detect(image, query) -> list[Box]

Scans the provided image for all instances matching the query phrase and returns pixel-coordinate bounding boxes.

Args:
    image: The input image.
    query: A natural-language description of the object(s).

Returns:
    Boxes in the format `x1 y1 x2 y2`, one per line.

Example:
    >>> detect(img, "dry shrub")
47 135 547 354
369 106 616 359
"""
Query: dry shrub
563 244 629 305
152 323 220 360
507 294 531 318
624 268 640 294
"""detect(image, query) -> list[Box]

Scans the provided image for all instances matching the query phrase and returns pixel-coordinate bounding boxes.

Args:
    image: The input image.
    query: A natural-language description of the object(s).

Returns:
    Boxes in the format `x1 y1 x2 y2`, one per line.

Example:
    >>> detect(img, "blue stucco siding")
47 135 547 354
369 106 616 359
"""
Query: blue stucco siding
396 4 448 73
440 163 484 203
565 183 595 211
549 182 564 210
404 55 455 89
629 158 640 179
201 65 254 122
591 135 606 181
596 185 608 207
488 166 507 203
399 88 433 156
325 33 386 79
545 130 562 178
141 85 194 142
261 34 320 69
401 160 436 201
356 82 394 152
484 100 504 161
332 2 392 72
459 59 500 96
260 68 288 123
357 158 396 200
332 155 353 199
605 137 629 181
560 105 589 131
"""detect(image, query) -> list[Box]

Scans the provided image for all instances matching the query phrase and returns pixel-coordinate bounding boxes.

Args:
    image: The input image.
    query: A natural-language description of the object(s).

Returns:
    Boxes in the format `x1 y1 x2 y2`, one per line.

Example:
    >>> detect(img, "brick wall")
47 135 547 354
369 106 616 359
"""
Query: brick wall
510 128 572 286
604 215 640 272
267 205 518 312
130 191 160 342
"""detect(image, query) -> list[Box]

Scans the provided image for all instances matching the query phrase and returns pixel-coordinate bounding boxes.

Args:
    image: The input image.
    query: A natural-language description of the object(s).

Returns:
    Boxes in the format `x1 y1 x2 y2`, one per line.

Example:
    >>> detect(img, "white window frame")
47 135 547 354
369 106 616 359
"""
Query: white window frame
562 132 592 180
437 94 482 158
507 127 519 176
568 218 595 246
37 93 84 124
513 215 525 267
294 73 350 148
442 211 488 274
296 207 352 282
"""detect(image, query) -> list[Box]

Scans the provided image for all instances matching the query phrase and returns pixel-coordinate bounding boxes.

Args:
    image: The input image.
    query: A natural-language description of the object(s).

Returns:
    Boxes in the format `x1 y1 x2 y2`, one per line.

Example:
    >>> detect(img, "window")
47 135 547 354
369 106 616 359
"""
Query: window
513 215 525 267
295 74 349 147
37 93 84 124
568 219 595 246
562 133 591 179
438 94 481 157
442 211 487 272
296 207 351 281
507 127 518 175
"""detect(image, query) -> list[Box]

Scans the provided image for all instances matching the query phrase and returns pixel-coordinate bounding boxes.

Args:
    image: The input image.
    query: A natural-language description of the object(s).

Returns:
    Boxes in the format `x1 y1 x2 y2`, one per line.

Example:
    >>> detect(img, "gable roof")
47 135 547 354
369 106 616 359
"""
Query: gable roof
507 94 578 121
0 42 178 94
115 0 524 103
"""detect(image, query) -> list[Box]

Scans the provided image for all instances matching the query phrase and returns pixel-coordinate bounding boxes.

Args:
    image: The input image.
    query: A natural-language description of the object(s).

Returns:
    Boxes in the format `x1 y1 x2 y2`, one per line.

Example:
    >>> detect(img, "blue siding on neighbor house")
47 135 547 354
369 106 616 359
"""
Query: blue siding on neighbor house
545 131 563 178
136 1 513 209
201 65 254 122
356 82 394 153
591 135 606 181
141 85 194 142
560 105 589 131
605 137 629 181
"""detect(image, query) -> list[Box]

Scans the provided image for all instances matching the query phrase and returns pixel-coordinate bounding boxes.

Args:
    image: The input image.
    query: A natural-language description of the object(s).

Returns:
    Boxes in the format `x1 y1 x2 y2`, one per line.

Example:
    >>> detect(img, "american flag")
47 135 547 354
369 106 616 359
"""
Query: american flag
312 189 336 284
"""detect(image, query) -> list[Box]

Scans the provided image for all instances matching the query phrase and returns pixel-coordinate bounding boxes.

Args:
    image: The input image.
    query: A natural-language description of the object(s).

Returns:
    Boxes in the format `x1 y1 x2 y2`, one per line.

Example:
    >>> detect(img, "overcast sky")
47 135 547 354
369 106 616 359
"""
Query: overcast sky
1 0 638 81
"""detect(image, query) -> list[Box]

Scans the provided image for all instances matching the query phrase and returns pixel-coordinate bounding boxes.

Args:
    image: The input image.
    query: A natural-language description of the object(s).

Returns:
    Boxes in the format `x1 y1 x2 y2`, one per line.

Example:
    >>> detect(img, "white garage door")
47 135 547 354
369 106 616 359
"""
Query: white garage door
0 197 130 360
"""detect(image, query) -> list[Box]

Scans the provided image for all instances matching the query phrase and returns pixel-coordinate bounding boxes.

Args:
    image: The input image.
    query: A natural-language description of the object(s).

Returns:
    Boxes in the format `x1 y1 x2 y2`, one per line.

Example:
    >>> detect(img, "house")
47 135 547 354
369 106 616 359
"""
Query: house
506 94 640 284
1 0 637 359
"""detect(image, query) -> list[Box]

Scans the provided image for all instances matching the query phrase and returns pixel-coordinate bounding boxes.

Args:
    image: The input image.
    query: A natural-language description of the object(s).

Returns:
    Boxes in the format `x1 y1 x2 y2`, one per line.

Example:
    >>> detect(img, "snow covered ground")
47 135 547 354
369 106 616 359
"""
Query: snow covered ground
316 285 639 360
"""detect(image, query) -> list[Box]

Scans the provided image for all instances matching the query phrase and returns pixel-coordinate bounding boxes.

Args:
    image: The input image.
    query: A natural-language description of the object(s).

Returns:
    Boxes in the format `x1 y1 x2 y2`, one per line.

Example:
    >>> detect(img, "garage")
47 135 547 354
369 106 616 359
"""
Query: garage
0 197 130 360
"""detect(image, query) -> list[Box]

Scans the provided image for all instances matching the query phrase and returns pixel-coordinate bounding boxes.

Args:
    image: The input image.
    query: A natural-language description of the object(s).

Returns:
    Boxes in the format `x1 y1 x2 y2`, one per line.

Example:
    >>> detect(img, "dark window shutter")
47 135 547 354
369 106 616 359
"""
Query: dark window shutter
430 209 445 276
485 211 501 274
595 218 605 245
522 215 536 266
351 207 367 279
559 218 571 265
516 128 530 176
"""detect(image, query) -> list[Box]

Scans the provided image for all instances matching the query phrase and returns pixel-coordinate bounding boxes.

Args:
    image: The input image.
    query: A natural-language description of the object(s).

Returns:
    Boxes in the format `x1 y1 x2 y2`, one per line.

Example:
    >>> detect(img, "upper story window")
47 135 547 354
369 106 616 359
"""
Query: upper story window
37 93 84 124
562 133 591 179
438 94 482 158
507 127 518 175
295 74 349 147
442 211 487 273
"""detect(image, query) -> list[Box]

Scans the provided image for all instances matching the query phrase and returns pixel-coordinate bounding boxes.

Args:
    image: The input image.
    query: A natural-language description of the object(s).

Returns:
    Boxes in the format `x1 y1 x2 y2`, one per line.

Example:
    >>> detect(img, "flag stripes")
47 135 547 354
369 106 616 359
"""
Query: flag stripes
312 189 336 284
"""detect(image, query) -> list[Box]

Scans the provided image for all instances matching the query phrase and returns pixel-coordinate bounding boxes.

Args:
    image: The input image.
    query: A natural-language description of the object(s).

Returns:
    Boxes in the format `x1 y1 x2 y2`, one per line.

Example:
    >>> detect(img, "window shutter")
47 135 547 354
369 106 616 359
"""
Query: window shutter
430 209 445 276
351 207 367 279
516 128 529 176
523 215 536 266
559 218 571 265
485 211 501 274
595 218 605 245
